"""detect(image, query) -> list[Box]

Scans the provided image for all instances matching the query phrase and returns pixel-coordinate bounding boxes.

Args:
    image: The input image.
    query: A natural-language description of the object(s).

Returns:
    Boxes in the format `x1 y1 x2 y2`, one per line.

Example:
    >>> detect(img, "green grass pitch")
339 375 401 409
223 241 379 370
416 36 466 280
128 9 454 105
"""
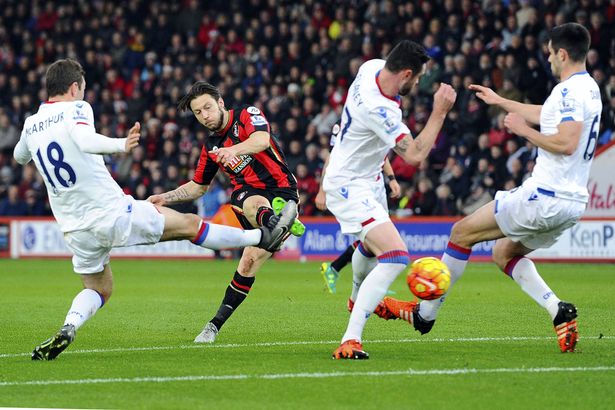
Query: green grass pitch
1 258 614 409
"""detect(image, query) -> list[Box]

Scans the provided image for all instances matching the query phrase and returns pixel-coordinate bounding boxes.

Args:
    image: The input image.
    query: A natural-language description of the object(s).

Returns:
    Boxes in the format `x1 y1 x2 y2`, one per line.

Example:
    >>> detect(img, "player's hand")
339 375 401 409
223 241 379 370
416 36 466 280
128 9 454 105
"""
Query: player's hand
210 146 237 166
389 179 401 198
504 113 529 136
125 121 141 152
433 83 457 116
468 84 502 105
315 189 327 211
147 194 166 206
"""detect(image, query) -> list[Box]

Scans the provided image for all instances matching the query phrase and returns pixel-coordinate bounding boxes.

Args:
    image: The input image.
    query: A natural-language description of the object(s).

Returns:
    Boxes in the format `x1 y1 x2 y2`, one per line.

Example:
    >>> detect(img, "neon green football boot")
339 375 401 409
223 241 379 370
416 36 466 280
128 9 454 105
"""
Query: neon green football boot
272 197 305 237
320 262 339 294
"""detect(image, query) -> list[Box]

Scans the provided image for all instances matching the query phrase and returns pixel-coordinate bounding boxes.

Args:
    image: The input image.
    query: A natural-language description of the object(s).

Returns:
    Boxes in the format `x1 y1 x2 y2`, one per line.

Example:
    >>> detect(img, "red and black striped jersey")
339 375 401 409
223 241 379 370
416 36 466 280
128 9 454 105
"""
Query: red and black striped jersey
192 105 297 191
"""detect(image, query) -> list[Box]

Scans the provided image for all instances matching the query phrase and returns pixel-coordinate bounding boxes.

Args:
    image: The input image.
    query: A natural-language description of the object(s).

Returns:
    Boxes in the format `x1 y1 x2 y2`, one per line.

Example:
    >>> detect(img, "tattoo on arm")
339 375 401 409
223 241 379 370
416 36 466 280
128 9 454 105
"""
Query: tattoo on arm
394 137 410 154
163 187 191 203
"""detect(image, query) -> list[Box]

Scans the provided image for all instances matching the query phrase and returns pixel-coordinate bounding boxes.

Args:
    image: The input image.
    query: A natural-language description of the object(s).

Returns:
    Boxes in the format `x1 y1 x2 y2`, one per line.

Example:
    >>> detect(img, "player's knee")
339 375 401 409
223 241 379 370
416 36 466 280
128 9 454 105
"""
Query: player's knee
449 220 470 248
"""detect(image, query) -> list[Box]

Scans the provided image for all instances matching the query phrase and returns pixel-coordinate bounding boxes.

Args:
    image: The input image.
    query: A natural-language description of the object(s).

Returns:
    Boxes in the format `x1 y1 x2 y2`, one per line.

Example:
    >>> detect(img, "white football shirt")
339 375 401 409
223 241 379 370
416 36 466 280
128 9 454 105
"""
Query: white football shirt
14 101 127 232
324 59 410 186
527 71 602 203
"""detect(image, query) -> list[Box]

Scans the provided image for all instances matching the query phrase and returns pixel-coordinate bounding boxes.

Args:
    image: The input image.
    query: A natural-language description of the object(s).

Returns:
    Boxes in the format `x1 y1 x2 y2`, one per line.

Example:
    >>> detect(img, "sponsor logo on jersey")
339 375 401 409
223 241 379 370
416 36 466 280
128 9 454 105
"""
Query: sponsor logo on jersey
339 186 349 199
232 123 239 137
561 88 569 98
250 115 267 126
247 106 261 115
227 154 253 174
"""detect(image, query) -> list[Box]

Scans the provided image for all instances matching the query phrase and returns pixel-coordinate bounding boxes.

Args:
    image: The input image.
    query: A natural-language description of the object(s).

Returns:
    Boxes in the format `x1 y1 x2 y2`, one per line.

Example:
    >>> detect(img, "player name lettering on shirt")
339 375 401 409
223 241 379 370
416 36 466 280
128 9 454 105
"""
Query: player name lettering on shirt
351 72 364 106
25 113 64 137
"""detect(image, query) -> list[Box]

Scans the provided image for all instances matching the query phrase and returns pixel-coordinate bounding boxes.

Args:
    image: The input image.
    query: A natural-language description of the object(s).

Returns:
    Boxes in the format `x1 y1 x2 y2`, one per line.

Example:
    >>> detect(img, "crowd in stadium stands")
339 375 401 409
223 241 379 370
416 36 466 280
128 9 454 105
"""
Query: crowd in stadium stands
0 0 614 218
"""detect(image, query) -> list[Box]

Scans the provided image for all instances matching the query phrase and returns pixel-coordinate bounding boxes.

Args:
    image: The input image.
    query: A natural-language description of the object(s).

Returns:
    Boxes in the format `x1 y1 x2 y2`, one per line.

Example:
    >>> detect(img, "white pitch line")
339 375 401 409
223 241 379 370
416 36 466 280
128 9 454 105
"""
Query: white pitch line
1 366 614 387
1 335 613 359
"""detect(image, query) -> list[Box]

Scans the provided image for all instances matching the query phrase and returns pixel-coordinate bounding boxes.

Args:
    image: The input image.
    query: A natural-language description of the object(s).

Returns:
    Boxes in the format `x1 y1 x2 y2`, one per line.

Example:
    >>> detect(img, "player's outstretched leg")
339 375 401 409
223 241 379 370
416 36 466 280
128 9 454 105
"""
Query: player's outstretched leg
272 197 305 237
553 301 578 352
32 324 76 361
332 339 369 360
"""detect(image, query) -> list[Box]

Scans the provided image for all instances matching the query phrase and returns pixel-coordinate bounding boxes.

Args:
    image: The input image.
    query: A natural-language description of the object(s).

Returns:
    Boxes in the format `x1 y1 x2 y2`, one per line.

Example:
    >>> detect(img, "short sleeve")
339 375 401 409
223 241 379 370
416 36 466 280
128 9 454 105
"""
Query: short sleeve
366 105 410 145
66 101 96 134
239 106 270 137
555 85 585 124
192 146 218 185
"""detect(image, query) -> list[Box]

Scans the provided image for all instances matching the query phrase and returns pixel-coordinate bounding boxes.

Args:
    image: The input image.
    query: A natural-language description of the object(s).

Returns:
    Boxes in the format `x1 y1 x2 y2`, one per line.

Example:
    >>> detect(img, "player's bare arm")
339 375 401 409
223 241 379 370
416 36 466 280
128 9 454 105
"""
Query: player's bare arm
209 131 270 166
148 180 208 206
315 153 331 211
393 83 456 164
382 157 400 198
504 113 582 155
469 84 542 125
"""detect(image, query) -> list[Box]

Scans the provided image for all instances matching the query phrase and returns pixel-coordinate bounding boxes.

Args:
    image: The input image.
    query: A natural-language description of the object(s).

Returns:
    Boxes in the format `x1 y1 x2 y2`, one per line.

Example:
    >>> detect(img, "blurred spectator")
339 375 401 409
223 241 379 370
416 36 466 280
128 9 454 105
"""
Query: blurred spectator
0 185 28 216
0 114 19 153
434 184 458 216
460 184 492 216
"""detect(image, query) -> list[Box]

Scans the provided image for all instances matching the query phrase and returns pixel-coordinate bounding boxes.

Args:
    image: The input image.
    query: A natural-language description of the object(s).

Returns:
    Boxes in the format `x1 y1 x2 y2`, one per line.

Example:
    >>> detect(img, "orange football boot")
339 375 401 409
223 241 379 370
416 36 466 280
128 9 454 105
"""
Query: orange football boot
553 301 579 353
332 339 369 360
347 298 396 320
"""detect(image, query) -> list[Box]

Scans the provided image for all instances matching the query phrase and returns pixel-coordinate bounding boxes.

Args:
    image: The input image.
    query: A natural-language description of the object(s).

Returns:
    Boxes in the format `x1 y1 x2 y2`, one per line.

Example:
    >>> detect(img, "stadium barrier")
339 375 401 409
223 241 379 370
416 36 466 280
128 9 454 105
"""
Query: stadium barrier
1 216 613 263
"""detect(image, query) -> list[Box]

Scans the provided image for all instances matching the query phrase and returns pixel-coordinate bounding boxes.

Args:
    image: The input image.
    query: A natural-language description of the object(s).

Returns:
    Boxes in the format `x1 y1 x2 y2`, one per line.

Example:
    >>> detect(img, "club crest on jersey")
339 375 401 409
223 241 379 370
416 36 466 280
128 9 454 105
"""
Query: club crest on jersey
247 106 261 115
377 107 387 118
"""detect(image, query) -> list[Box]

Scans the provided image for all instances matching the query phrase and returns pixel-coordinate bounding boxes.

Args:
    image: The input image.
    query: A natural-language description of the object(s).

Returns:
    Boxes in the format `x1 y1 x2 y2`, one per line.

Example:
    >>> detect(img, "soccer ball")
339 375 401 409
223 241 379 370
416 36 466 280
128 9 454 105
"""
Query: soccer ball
407 257 451 300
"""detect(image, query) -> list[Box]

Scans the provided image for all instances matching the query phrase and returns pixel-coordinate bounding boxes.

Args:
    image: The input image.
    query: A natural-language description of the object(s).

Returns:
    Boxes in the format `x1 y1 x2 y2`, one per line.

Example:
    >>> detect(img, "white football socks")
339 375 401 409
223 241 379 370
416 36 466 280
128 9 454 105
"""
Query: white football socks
342 250 409 343
192 221 262 249
418 242 471 321
505 256 561 320
63 288 104 330
350 243 378 302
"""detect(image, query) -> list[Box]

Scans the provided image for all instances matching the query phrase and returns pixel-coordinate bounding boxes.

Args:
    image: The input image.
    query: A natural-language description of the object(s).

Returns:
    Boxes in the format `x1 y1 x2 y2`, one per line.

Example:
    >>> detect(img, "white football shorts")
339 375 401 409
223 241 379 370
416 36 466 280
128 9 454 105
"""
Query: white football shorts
494 184 585 250
323 177 390 241
64 197 165 274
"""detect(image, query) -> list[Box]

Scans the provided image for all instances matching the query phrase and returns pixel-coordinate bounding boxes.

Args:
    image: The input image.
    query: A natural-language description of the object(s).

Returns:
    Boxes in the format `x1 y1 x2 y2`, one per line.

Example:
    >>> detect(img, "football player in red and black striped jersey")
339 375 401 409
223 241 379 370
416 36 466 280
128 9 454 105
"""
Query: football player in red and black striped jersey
149 81 299 343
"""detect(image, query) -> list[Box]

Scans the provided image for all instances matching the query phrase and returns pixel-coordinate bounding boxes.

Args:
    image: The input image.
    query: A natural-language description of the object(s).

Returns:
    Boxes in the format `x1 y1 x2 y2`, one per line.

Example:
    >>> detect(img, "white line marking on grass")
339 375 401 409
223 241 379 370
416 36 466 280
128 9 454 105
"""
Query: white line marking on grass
2 335 613 359
1 366 614 387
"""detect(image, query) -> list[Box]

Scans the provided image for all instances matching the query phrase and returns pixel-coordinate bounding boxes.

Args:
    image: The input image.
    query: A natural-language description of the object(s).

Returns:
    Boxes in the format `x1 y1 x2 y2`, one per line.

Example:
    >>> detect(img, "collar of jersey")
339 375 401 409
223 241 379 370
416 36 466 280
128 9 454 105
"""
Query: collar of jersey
375 70 401 103
566 71 588 80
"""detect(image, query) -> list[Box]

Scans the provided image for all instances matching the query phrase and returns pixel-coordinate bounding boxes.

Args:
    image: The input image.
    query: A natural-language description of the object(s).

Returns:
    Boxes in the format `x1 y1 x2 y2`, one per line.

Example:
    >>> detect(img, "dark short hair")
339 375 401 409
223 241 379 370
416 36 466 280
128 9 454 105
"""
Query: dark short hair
45 59 85 97
549 23 590 63
384 40 430 75
177 81 222 111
